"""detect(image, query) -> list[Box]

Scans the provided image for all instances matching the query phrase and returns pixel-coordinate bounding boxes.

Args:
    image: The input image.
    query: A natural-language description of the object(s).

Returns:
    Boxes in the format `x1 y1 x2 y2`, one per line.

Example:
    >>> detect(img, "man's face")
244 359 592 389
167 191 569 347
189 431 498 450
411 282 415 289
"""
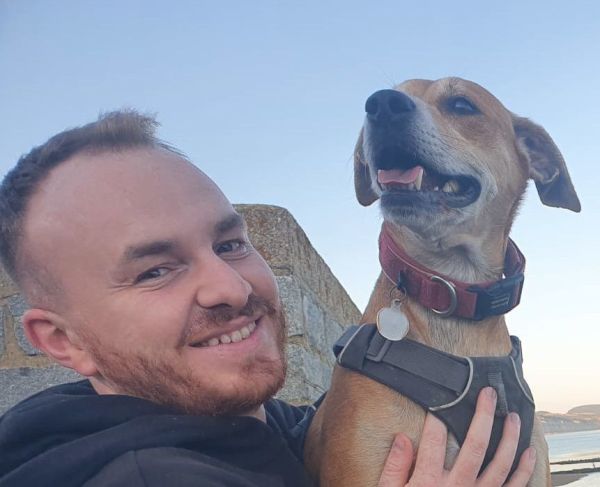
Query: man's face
23 148 286 415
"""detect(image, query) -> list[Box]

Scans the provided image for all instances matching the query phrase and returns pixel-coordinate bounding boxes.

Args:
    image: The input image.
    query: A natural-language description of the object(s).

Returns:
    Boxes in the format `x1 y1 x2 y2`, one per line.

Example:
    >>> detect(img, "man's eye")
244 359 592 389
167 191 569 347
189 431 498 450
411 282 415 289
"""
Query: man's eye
134 267 170 283
215 240 250 256
448 96 479 115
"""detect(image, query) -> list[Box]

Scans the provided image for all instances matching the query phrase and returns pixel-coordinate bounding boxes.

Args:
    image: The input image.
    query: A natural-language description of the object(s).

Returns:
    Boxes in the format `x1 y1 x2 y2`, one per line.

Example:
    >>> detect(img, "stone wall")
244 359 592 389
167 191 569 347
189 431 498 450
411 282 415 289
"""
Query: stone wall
0 204 361 413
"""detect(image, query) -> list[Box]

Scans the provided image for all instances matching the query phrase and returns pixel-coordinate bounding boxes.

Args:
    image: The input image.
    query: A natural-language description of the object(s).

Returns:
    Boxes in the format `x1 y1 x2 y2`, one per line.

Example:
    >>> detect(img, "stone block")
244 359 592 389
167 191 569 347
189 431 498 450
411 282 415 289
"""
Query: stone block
277 380 324 406
0 307 4 356
303 292 327 352
286 343 330 396
0 266 18 298
236 205 361 327
324 318 346 362
0 366 82 415
275 276 304 337
7 295 39 356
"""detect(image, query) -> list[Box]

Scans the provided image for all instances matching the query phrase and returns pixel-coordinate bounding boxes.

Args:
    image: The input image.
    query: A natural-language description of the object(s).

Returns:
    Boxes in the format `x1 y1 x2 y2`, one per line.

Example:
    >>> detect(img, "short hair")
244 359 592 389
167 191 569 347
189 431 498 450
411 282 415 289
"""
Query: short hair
0 109 185 297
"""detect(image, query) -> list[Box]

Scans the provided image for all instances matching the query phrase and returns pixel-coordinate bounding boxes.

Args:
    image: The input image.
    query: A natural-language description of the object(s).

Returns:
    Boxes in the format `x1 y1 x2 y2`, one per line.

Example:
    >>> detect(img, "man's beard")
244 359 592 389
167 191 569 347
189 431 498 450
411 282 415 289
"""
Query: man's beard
83 295 287 416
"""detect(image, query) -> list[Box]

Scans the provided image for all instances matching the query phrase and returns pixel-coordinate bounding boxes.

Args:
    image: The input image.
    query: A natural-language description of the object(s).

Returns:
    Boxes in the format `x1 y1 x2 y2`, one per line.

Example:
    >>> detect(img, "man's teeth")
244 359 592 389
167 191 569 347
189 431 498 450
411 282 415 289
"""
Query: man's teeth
201 322 257 347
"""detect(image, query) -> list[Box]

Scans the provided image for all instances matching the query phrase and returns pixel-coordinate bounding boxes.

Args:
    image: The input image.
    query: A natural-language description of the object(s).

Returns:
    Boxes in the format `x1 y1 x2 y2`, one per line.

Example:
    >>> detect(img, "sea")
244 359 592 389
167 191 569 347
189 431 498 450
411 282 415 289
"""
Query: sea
546 429 600 486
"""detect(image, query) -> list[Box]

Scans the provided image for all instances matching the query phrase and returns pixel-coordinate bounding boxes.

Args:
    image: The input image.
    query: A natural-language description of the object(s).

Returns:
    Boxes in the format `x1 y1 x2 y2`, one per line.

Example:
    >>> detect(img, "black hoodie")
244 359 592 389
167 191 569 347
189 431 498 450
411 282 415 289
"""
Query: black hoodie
0 381 316 486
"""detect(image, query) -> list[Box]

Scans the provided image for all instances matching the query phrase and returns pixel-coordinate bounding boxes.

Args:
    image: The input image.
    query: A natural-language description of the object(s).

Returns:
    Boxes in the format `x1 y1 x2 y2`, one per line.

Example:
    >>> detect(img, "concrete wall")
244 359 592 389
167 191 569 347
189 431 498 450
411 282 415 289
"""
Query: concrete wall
0 204 361 413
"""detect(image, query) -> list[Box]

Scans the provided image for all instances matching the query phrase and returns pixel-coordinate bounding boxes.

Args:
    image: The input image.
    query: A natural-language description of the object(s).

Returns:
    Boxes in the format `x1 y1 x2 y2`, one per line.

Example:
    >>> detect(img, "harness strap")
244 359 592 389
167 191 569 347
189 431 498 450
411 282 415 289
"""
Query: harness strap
334 325 535 475
365 332 470 394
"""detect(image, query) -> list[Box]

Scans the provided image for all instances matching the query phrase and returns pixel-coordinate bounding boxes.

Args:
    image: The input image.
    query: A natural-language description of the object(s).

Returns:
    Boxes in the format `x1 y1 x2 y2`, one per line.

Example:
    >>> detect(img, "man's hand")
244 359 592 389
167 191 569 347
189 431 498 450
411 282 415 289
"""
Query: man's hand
377 387 536 486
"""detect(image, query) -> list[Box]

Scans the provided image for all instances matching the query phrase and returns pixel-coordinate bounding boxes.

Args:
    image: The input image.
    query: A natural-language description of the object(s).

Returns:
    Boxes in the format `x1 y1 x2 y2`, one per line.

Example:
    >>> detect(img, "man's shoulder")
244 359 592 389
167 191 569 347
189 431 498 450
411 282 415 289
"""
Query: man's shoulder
2 379 93 415
265 399 314 429
264 397 322 463
83 447 281 487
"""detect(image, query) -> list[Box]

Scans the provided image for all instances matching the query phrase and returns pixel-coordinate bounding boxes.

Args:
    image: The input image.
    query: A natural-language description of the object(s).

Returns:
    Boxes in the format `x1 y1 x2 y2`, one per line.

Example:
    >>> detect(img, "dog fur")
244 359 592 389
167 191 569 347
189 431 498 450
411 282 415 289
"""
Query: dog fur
304 77 580 487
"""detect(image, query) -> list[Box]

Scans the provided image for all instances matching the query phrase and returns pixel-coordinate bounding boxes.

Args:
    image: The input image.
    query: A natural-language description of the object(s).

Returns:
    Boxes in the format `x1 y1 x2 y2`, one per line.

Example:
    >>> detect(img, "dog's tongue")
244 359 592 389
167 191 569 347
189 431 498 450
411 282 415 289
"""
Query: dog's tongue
377 166 424 185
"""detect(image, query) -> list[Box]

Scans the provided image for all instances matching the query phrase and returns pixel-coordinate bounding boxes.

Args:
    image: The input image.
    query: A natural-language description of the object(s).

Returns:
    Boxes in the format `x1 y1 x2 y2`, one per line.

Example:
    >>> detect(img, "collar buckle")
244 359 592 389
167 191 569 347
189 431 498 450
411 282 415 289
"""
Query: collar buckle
470 273 525 321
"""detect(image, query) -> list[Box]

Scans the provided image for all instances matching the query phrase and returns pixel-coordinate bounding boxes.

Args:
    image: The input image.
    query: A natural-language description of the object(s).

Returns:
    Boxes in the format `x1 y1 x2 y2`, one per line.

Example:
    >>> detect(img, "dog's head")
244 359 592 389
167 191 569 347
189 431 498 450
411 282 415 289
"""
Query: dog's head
355 77 580 239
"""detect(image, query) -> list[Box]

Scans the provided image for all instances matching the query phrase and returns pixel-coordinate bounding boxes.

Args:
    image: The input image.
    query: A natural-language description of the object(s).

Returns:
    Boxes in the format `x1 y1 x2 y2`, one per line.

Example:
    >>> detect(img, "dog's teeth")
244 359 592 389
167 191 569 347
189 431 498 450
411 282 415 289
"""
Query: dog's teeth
415 170 423 191
433 186 439 191
407 183 415 191
442 180 460 193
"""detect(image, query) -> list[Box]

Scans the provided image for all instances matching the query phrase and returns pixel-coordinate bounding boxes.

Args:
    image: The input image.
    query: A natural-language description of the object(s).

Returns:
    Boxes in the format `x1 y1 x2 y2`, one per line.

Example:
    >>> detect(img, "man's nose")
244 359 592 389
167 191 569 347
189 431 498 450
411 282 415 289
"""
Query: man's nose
195 257 252 310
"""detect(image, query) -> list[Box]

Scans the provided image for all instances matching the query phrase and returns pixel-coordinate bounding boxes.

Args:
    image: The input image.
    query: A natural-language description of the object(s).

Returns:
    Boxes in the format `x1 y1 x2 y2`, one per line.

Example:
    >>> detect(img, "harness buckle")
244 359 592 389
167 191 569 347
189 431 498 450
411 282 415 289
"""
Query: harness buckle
365 337 392 363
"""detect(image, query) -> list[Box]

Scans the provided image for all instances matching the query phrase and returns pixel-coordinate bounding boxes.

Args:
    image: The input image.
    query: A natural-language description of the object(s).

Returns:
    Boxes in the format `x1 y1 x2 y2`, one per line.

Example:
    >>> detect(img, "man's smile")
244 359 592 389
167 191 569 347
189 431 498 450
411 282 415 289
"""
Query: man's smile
189 319 259 348
183 311 269 349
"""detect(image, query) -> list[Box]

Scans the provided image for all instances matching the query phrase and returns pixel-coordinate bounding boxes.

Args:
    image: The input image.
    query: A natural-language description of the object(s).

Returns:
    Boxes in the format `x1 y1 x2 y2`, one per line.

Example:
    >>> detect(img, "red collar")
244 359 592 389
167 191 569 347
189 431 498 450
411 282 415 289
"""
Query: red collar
378 224 526 321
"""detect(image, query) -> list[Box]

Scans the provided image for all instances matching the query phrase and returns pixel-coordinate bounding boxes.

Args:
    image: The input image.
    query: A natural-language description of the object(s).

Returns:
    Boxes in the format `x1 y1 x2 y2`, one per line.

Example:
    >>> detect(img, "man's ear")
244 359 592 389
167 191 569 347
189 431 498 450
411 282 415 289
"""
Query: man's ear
23 308 98 377
512 115 581 212
354 130 379 206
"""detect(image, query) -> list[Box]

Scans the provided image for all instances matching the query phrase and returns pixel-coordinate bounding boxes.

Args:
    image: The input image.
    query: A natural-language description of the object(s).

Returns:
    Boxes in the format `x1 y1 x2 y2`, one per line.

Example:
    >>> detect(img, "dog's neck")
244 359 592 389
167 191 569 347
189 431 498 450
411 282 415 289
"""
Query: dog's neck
395 225 507 284
364 223 513 357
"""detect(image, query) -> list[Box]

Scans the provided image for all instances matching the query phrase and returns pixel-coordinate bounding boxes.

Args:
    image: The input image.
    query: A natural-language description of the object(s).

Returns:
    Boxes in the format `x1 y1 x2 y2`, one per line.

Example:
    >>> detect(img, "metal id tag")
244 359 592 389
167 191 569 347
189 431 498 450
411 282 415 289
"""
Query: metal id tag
376 299 410 341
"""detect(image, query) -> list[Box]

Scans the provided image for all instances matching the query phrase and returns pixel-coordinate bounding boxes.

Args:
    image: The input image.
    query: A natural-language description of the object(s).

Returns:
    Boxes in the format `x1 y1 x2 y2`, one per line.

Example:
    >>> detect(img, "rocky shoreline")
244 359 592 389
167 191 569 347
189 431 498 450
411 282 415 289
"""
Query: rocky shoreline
538 406 600 434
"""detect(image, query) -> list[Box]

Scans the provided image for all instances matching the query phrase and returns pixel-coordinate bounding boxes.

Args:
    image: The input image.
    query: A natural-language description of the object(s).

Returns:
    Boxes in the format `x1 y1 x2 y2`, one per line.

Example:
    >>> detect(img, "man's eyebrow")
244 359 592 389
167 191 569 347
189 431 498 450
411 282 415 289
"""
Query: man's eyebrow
120 240 177 264
118 214 243 265
215 213 245 236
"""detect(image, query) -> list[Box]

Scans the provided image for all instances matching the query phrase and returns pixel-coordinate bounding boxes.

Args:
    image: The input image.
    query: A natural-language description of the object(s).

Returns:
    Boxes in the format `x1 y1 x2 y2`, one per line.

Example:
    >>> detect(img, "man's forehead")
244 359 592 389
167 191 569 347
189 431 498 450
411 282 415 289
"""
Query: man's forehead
22 148 233 259
42 148 204 192
29 148 223 215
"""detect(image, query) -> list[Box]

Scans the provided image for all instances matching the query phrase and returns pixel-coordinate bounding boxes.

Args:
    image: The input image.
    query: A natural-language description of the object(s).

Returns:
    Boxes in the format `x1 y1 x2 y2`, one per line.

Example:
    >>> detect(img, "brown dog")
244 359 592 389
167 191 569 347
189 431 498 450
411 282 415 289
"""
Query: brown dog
304 77 580 486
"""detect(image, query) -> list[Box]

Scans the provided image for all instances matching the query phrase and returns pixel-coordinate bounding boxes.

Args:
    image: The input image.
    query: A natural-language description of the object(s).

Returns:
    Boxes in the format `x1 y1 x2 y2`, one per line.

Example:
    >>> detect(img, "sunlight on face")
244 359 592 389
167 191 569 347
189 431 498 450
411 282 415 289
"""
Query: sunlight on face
23 148 287 415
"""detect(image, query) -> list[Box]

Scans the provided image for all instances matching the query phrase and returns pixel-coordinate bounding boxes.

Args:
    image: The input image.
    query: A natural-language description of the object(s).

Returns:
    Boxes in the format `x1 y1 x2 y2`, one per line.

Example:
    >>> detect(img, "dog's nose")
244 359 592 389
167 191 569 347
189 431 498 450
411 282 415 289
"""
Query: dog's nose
365 89 415 125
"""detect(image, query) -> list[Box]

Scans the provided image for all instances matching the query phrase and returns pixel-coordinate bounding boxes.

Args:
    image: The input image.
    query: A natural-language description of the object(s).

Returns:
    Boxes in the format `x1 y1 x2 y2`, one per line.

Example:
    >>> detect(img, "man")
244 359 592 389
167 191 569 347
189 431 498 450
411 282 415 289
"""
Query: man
0 111 535 486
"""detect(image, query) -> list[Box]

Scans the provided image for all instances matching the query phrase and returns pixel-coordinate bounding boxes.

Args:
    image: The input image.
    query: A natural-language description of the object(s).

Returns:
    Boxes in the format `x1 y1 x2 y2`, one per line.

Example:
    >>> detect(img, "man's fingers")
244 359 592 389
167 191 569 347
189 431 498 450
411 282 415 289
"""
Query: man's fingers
478 411 521 486
377 434 414 487
448 387 497 483
504 447 537 487
376 389 535 487
410 413 446 483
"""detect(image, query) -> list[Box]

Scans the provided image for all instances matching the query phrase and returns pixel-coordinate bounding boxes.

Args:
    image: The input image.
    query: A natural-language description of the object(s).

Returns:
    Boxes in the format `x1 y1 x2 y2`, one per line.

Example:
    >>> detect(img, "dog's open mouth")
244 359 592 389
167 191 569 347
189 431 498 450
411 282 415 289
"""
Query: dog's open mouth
377 165 481 209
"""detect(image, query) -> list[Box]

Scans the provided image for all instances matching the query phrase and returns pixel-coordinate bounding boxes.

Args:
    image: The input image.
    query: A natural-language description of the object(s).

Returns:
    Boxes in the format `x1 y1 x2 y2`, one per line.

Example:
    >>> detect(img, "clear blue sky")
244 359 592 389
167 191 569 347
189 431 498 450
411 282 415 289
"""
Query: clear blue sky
1 0 598 412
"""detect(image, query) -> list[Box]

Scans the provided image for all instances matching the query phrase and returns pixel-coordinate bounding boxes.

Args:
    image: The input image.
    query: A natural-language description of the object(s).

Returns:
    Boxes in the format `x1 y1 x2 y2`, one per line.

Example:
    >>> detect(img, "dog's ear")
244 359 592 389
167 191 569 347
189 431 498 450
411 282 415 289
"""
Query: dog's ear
512 116 581 212
354 130 379 206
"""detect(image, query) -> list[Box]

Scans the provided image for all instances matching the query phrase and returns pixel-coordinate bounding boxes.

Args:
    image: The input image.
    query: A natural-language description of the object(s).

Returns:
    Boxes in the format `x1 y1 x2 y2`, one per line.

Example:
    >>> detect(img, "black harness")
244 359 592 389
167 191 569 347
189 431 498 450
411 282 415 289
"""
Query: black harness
334 324 535 474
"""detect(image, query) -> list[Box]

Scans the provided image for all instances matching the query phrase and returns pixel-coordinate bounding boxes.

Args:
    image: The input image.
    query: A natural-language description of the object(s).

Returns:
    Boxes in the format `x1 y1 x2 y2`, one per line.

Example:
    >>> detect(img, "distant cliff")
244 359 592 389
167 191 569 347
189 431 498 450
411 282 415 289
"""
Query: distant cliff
538 404 600 434
568 405 600 415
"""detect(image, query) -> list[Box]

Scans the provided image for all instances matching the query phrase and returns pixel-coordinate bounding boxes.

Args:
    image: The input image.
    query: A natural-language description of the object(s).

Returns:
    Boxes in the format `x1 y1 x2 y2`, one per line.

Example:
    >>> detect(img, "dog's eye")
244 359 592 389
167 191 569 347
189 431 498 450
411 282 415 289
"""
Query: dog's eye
448 97 479 115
